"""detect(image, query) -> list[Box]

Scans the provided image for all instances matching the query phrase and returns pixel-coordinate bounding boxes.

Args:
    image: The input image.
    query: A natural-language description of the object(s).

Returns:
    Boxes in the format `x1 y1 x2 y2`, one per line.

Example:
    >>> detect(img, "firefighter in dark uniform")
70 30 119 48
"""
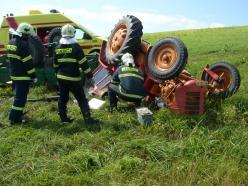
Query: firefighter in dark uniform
53 24 99 124
108 53 146 111
7 23 37 124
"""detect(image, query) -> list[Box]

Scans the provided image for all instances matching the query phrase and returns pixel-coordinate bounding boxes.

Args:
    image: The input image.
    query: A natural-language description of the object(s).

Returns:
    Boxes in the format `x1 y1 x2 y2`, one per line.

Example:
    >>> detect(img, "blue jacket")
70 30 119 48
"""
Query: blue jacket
53 43 92 81
111 65 146 99
7 36 36 81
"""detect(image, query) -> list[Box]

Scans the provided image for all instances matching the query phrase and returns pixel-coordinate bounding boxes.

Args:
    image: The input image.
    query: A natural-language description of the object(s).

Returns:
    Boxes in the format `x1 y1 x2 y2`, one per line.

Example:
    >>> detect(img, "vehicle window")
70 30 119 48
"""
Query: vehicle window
75 28 85 40
75 28 92 40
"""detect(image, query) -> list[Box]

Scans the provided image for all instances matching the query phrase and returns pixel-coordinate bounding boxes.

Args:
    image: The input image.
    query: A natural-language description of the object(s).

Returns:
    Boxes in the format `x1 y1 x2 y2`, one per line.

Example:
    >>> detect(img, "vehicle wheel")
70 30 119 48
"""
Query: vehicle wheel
202 61 241 99
28 35 44 67
105 15 143 66
147 37 188 80
48 27 61 44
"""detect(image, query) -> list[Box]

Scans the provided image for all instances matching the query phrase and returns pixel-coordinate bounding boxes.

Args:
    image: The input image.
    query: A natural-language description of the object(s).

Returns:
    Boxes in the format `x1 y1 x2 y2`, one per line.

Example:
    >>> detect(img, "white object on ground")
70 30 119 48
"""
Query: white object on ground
136 107 153 125
88 98 105 110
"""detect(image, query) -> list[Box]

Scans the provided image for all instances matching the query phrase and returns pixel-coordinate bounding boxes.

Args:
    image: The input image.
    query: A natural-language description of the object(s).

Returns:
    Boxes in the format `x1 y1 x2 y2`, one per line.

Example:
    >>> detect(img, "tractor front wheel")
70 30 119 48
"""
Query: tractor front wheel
202 61 241 99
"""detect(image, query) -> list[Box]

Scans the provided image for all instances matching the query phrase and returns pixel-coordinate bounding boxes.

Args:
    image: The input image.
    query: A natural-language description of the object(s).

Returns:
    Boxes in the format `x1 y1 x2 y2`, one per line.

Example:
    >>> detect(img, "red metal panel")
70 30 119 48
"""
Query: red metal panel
168 80 208 115
6 17 18 29
203 67 219 80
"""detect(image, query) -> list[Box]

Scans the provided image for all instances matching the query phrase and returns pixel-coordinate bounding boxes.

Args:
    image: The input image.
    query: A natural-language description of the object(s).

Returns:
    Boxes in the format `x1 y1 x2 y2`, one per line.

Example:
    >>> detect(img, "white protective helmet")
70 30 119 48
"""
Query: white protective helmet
61 24 76 38
121 53 135 67
16 22 35 36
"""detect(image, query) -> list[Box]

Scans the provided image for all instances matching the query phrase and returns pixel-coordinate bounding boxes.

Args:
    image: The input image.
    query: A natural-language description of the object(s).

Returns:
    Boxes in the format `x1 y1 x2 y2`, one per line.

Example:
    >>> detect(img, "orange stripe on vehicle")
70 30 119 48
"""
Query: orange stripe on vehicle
2 25 12 28
0 51 7 55
31 21 73 26
1 21 73 28
81 45 101 49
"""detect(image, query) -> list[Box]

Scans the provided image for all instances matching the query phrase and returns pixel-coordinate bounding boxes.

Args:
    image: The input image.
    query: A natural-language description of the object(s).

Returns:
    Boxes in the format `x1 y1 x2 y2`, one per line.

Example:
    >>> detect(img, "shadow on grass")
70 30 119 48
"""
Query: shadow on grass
24 119 102 135
115 105 137 113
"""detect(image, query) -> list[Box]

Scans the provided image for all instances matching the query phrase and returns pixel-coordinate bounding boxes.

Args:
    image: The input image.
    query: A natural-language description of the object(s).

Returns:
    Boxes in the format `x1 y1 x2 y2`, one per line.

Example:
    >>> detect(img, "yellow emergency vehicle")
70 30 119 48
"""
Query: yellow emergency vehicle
0 9 104 57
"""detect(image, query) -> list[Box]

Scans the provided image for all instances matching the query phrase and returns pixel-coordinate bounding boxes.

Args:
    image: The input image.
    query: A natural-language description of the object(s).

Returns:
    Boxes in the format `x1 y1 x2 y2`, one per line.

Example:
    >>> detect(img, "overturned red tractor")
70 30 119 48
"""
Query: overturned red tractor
92 15 240 115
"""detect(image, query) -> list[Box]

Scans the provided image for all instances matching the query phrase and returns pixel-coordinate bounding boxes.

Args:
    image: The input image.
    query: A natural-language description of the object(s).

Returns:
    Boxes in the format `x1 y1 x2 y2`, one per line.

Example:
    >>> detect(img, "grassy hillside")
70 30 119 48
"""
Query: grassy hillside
0 26 248 185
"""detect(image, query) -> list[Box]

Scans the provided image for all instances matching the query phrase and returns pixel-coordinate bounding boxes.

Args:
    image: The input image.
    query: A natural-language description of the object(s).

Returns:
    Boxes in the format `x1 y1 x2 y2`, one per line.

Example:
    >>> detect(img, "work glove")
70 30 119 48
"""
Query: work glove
33 78 38 84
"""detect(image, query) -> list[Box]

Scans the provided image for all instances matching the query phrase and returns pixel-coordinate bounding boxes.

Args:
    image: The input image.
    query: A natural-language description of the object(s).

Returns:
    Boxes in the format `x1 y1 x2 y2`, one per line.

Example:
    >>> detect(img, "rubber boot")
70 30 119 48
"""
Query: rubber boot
10 118 27 125
83 111 99 125
59 112 74 123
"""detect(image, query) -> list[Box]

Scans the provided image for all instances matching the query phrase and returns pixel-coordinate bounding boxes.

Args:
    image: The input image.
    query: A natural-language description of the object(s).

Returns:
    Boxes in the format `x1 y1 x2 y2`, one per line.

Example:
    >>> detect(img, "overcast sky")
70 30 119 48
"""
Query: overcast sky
0 0 247 36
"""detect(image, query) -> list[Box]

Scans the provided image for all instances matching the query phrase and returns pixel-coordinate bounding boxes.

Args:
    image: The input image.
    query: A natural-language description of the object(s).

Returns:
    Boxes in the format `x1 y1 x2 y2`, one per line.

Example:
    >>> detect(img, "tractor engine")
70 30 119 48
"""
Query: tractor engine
160 70 208 114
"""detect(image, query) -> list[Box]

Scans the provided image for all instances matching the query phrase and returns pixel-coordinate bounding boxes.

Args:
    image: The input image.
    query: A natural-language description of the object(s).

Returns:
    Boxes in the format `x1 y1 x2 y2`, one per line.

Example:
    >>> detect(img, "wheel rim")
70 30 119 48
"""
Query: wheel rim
208 67 232 92
154 44 178 71
109 24 127 54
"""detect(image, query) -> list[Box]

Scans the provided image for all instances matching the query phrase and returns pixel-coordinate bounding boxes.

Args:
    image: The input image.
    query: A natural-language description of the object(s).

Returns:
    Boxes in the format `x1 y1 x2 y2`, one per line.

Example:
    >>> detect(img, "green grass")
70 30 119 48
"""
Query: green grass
1 26 248 185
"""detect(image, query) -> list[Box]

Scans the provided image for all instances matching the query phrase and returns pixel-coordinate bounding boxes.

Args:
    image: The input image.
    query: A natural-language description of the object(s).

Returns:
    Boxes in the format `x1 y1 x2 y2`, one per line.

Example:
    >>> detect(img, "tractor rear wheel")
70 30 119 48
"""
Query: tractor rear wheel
202 61 240 99
47 27 62 57
28 35 44 67
105 15 143 66
147 37 188 81
48 27 62 44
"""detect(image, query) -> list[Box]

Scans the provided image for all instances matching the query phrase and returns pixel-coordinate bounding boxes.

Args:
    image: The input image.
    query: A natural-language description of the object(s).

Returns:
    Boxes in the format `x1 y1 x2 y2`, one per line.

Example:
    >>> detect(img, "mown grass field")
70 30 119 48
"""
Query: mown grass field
0 26 248 185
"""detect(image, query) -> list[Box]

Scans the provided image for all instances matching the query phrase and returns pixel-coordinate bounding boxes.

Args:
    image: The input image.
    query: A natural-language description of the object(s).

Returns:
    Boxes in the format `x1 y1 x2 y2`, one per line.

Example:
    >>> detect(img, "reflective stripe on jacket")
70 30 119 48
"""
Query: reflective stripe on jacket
53 43 92 81
111 66 146 98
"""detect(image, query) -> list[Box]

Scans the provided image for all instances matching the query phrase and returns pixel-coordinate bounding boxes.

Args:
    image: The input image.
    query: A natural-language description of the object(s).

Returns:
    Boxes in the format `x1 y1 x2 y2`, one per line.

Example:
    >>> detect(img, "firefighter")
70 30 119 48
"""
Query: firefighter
53 24 99 124
107 53 146 112
7 22 37 124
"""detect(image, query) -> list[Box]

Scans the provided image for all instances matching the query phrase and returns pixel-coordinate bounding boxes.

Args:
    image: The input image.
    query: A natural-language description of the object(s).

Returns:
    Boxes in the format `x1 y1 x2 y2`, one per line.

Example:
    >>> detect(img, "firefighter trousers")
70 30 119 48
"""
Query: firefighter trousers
58 80 91 119
9 81 30 122
108 84 142 108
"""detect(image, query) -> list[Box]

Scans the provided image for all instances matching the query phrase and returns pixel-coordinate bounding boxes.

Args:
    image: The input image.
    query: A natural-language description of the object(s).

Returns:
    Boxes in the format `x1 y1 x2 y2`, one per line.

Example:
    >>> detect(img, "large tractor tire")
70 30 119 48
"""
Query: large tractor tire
147 37 188 81
105 15 143 66
28 35 44 67
47 27 62 57
202 61 240 99
48 27 62 44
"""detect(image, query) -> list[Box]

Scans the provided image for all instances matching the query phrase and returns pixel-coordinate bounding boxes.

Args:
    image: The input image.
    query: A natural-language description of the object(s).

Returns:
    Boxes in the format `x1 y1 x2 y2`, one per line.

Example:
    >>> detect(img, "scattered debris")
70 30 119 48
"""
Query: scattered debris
136 107 153 125
88 98 105 110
